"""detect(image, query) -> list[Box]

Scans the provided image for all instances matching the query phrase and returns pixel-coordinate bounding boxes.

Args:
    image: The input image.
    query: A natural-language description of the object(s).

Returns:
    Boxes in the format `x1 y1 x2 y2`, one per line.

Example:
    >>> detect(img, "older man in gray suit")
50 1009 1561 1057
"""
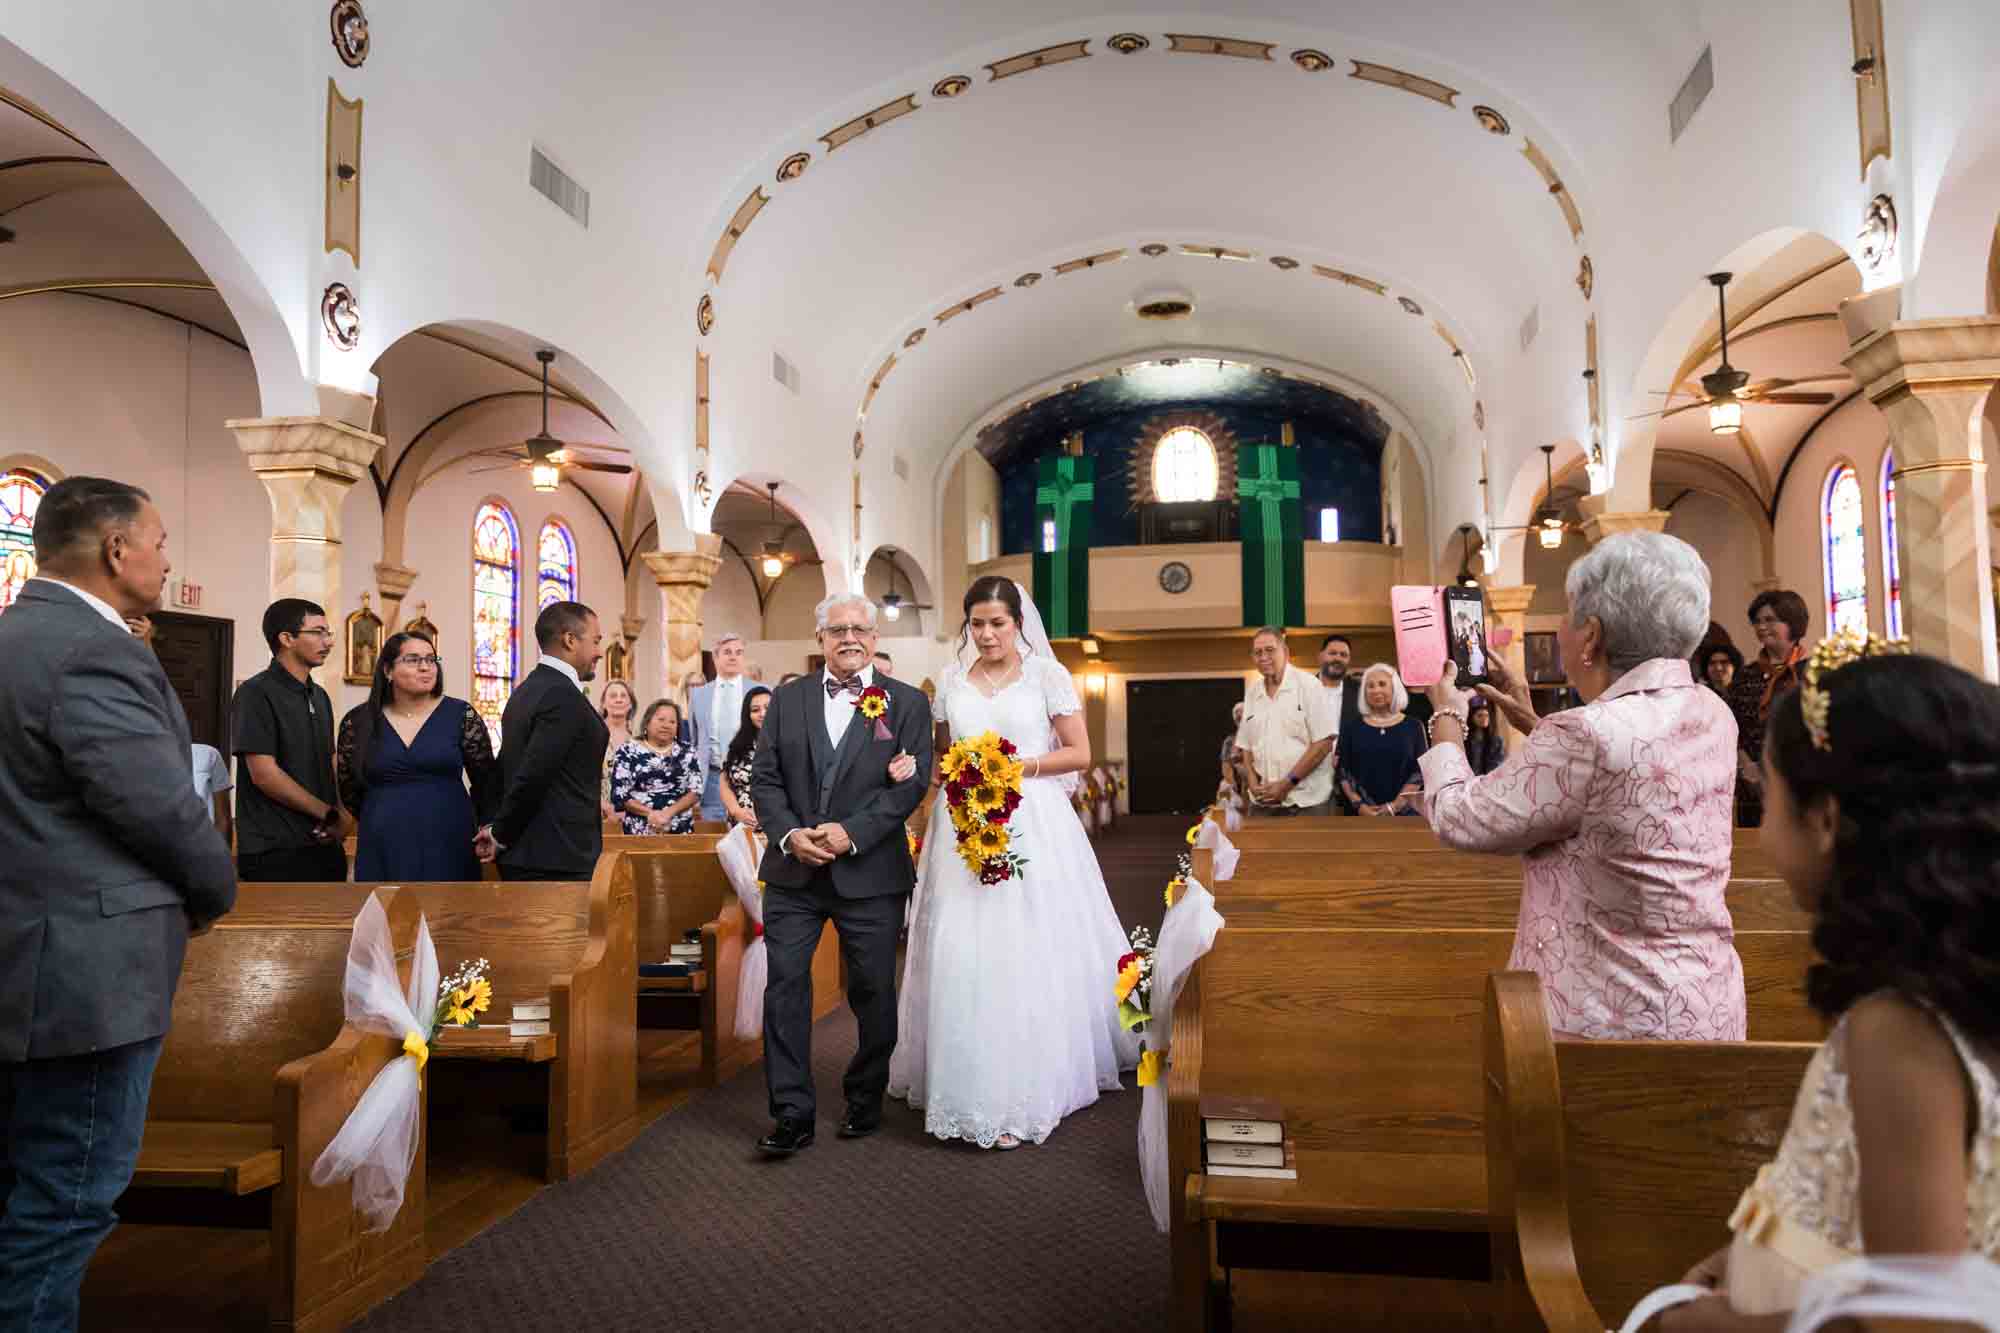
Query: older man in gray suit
0 476 236 1330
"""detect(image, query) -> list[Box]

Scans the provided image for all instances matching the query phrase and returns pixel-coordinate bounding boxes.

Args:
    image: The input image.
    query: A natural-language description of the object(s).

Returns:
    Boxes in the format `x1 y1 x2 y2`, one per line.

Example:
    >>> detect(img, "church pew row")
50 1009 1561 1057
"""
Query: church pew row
124 884 429 1333
1218 843 1778 883
1483 971 1815 1329
625 845 842 1087
1218 823 1759 850
1166 924 1818 1331
1212 874 1810 932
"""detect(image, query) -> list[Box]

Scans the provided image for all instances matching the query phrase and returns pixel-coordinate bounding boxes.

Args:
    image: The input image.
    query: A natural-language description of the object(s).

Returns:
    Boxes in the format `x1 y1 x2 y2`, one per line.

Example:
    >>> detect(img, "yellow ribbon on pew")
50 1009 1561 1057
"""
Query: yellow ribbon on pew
1137 1049 1164 1087
403 1029 430 1086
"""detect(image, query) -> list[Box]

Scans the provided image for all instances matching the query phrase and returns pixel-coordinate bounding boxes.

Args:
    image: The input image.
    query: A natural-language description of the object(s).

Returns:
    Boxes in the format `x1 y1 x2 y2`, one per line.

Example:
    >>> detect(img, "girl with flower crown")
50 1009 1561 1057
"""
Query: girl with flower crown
1652 636 2000 1330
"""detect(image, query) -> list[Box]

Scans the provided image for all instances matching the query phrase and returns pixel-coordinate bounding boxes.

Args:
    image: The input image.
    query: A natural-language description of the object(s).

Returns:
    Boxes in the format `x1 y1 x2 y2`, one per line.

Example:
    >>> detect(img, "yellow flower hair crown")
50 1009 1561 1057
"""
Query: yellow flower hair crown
1799 628 1910 751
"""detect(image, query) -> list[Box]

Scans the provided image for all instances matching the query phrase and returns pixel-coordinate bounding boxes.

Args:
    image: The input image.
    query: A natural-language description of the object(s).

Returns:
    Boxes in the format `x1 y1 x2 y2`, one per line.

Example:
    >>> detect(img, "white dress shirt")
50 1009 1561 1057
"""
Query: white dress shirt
1239 664 1337 809
1318 674 1347 735
29 576 128 630
710 672 744 764
538 654 585 692
782 664 876 858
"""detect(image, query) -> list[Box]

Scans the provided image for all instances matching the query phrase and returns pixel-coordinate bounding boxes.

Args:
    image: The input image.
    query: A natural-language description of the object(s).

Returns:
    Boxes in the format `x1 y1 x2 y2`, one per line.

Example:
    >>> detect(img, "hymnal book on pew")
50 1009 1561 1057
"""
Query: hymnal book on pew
667 942 703 961
508 1019 552 1037
639 962 694 978
1200 1094 1285 1144
1203 1141 1297 1180
511 999 551 1022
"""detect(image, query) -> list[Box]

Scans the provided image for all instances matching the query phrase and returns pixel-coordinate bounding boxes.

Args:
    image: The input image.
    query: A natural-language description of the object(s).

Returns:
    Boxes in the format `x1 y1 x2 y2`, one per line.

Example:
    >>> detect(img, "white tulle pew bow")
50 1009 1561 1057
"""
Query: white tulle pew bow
716 824 769 1040
1193 820 1239 882
1137 875 1224 1233
308 892 439 1232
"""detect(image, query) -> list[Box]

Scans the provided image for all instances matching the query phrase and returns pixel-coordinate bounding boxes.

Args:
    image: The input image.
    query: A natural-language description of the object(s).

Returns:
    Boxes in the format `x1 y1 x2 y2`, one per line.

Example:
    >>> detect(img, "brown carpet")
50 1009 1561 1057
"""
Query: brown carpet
355 815 1190 1333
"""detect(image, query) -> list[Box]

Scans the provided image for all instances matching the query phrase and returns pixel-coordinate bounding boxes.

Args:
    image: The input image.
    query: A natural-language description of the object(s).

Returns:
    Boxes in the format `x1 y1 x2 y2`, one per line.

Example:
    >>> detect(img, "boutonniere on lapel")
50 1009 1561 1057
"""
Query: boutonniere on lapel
856 684 893 740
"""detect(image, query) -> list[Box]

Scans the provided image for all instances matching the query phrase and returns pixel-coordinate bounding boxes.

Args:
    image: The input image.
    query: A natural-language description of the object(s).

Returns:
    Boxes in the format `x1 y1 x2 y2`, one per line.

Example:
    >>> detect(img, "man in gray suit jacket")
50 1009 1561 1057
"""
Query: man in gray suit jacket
0 477 236 1330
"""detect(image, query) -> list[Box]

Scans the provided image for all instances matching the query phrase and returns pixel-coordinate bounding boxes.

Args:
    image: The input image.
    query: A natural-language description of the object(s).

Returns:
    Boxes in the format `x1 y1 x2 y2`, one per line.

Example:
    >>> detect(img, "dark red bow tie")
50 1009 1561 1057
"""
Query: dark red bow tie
825 674 863 700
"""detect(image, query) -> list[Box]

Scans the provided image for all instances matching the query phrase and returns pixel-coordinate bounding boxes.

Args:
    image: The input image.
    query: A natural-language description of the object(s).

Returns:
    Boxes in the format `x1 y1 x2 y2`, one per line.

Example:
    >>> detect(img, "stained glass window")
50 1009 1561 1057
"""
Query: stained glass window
1880 450 1902 638
0 469 50 617
537 518 577 611
1822 463 1868 636
1152 427 1219 503
472 501 520 747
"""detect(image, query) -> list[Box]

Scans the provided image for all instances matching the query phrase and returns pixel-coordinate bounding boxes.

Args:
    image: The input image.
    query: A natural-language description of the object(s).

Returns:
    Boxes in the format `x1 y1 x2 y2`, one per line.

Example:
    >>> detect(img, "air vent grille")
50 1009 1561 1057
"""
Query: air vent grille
1669 46 1714 144
529 147 589 227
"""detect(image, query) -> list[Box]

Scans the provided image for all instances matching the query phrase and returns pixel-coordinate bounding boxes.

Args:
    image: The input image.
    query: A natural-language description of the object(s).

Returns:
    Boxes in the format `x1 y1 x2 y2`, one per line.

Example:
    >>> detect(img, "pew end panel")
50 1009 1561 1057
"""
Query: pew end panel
1484 971 1817 1330
548 851 641 1180
700 898 747 1086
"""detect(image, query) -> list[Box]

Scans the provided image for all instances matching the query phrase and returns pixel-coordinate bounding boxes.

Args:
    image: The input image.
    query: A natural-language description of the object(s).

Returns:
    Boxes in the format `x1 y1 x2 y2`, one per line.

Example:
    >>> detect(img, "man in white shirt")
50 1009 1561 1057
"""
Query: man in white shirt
1236 626 1337 816
688 632 748 821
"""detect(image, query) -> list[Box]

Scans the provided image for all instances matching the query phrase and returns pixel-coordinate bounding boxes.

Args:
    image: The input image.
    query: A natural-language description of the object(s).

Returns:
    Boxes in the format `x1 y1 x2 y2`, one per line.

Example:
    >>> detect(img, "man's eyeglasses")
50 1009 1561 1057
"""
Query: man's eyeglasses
821 624 873 640
395 654 441 669
290 627 334 641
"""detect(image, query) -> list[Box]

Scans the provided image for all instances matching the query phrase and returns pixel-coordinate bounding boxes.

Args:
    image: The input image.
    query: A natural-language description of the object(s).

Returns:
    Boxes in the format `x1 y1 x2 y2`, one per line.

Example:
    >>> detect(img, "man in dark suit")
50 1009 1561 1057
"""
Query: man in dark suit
0 477 236 1327
477 600 609 880
750 594 931 1155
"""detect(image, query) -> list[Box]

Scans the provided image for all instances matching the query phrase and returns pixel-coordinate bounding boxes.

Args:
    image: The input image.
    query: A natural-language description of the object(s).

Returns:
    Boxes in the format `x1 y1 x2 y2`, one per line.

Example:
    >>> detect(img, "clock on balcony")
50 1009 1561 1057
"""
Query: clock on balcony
1158 560 1193 595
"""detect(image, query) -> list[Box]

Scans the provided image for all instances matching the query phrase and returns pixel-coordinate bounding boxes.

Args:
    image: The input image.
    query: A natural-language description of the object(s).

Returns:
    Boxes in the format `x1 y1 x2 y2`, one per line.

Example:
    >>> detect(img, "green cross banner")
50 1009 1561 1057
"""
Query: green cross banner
1236 443 1304 628
1032 453 1095 638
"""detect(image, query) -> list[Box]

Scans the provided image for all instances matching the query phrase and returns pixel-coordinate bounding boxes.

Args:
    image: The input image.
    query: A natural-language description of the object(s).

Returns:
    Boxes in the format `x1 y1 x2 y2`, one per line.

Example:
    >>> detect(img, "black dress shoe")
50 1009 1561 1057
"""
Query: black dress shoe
837 1107 881 1139
758 1117 815 1156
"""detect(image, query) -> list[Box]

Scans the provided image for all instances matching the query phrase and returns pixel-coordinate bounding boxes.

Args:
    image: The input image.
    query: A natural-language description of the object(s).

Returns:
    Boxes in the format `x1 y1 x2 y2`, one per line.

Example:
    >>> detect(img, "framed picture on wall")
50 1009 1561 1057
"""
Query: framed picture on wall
1524 631 1564 684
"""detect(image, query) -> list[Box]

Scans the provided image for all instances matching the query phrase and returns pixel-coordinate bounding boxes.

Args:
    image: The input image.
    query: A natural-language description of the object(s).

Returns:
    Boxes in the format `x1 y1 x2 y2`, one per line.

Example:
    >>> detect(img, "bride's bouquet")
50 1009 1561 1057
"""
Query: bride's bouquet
941 730 1029 885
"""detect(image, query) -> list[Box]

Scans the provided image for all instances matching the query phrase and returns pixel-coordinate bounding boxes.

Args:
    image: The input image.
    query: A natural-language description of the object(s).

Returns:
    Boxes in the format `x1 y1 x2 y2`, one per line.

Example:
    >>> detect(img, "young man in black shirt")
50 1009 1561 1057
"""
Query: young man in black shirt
231 598 350 881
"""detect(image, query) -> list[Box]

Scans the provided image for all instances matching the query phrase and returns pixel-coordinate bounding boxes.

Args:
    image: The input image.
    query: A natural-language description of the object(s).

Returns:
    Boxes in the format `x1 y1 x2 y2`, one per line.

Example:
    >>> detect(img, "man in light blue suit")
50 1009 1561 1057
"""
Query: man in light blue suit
686 631 749 821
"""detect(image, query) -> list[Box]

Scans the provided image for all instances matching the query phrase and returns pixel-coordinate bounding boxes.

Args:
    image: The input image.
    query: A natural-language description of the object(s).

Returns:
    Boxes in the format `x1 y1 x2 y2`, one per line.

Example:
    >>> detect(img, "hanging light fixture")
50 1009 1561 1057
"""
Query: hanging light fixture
1454 524 1484 588
760 482 787 578
1701 272 1750 436
1534 445 1565 549
530 461 561 493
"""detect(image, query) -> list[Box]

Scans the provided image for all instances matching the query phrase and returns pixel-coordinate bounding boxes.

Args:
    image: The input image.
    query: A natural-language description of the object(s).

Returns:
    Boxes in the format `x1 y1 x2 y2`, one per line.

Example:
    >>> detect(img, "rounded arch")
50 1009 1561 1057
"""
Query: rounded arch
536 514 580 611
706 470 848 597
863 543 935 640
1488 438 1587 585
1875 441 1903 638
0 452 65 483
0 39 311 417
1908 79 2000 319
1819 456 1868 637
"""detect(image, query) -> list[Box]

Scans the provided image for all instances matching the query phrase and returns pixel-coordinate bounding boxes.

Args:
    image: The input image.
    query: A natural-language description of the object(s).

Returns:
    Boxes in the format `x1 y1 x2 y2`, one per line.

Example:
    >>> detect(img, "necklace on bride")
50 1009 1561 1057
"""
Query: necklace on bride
974 656 1019 694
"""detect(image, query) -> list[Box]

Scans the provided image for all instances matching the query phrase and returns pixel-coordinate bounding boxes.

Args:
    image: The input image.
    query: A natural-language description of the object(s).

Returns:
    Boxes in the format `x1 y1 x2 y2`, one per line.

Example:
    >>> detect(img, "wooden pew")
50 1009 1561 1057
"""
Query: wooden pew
1484 971 1815 1329
1215 875 1810 932
126 883 428 1332
1168 925 1819 1329
626 843 843 1087
1218 825 1776 879
1223 843 1777 884
414 854 640 1182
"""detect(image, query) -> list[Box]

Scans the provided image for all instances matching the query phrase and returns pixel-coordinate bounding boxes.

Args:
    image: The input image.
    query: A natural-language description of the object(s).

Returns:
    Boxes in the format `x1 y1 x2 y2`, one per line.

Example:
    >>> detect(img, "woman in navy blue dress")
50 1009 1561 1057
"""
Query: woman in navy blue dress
336 631 498 880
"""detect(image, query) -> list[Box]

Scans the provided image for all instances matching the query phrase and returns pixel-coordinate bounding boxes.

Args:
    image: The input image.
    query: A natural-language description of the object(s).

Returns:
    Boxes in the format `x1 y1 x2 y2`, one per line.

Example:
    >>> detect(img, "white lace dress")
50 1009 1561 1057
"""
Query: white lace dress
1724 995 2000 1314
887 657 1140 1146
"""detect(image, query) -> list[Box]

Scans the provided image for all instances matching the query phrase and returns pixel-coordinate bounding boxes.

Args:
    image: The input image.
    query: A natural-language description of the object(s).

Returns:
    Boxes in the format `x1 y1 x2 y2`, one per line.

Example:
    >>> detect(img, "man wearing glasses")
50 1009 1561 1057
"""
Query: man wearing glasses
230 598 350 882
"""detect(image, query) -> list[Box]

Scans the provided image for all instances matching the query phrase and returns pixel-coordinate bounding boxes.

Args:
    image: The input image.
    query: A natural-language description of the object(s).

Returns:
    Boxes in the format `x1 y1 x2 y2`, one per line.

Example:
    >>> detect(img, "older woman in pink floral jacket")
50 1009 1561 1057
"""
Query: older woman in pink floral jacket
1421 532 1744 1040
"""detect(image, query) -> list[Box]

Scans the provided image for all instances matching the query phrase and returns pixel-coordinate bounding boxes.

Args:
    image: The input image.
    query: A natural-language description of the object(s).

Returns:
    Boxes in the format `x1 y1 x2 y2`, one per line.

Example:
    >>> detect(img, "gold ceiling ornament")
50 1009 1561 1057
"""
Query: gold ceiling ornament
1269 255 1300 270
695 292 715 336
1312 264 1387 295
329 0 369 68
1139 243 1169 257
1857 193 1897 272
1474 401 1486 431
858 352 898 421
1164 34 1274 61
931 75 972 99
1473 105 1511 135
935 286 1002 323
1576 254 1594 300
1127 410 1239 507
1398 296 1424 316
986 40 1092 80
321 282 360 350
694 351 709 451
852 431 865 460
775 152 811 183
706 187 769 283
1349 60 1459 107
1521 139 1585 242
1290 49 1333 73
1850 0 1891 179
692 466 714 510
1053 249 1125 275
1013 271 1043 288
820 94 920 152
902 327 927 348
1182 244 1252 262
323 80 363 266
1107 33 1150 54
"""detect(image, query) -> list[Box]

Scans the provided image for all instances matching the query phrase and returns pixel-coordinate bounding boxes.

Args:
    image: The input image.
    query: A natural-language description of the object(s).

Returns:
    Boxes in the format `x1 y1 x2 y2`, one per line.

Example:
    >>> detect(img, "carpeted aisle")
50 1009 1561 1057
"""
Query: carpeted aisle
356 815 1191 1333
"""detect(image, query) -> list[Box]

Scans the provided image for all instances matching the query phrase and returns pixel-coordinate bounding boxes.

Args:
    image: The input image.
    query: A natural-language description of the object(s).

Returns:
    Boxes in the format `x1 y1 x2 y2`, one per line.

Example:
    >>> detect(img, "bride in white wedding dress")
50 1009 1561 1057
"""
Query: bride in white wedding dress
887 576 1140 1148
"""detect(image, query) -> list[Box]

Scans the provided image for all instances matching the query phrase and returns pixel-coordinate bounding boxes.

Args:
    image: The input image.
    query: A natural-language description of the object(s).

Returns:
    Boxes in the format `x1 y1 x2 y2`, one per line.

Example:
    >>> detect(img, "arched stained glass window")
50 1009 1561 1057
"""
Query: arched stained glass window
1879 450 1902 638
537 518 578 611
0 469 51 616
472 501 520 746
1152 426 1219 503
1822 463 1868 636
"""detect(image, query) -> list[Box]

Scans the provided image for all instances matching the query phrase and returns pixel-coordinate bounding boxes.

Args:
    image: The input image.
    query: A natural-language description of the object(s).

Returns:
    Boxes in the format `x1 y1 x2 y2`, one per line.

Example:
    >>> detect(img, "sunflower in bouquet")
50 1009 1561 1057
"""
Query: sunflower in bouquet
942 730 1029 885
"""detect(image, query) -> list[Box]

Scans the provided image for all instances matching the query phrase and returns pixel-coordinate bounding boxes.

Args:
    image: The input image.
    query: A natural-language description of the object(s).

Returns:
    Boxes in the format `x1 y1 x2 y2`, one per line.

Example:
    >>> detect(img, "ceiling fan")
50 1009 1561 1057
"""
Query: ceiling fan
756 482 797 579
1489 445 1578 551
468 349 633 492
875 547 934 622
1626 273 1837 434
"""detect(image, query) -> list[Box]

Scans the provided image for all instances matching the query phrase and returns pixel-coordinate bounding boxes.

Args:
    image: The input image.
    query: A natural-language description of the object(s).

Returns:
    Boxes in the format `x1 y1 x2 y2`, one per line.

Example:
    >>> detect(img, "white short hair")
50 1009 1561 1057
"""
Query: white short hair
1359 663 1409 716
712 631 744 649
1564 531 1711 672
813 593 878 632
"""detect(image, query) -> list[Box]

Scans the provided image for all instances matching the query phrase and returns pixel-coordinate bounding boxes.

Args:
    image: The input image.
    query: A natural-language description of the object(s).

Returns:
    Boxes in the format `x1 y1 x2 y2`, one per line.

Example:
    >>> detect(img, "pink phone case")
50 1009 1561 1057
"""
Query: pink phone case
1392 585 1448 687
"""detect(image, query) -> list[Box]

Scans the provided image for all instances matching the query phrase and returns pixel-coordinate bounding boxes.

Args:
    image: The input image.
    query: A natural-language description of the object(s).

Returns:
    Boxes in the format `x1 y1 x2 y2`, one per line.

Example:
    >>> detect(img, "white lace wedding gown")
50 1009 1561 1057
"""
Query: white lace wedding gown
887 656 1141 1146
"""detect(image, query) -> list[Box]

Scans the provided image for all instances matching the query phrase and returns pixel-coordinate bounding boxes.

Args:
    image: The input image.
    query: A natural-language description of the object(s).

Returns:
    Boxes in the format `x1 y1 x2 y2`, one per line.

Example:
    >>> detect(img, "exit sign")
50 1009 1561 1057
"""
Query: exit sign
175 580 202 609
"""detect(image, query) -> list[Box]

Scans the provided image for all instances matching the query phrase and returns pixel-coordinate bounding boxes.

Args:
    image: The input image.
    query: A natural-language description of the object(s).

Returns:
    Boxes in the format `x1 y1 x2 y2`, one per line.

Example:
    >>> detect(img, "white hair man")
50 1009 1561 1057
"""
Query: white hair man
688 630 749 821
1236 625 1338 816
746 591 933 1155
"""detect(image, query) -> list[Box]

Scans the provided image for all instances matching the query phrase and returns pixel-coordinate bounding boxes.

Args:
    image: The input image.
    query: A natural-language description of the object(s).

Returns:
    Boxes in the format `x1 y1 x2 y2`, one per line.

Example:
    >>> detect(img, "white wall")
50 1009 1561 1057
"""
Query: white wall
1663 491 1762 636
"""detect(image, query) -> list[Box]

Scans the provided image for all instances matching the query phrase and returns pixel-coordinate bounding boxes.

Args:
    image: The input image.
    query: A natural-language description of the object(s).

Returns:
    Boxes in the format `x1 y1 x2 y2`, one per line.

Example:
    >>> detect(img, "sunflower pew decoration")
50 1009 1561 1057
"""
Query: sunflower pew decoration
942 730 1029 885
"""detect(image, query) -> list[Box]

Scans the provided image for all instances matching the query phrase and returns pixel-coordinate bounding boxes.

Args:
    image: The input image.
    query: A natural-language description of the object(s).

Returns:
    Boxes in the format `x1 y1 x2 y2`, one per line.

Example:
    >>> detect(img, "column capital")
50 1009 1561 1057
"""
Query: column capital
641 533 724 591
1484 584 1537 616
1578 508 1670 545
227 415 384 481
372 562 419 600
1842 317 2000 408
619 613 647 642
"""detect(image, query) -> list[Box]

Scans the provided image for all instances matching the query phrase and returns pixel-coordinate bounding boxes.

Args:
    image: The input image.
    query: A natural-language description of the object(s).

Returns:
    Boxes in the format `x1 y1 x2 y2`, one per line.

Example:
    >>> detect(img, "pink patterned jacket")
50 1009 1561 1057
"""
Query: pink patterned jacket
1420 658 1745 1040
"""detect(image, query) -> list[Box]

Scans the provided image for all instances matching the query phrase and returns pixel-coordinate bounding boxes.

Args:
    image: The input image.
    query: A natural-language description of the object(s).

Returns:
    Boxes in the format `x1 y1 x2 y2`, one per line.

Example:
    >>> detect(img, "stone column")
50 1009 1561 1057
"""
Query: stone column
1843 318 1999 680
1484 584 1537 750
373 561 419 630
642 534 724 700
1575 497 1670 545
227 416 384 685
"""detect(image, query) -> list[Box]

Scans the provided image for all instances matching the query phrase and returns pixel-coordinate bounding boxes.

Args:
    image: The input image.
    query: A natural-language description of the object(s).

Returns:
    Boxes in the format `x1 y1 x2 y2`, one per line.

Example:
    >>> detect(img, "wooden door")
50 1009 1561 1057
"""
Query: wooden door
1124 677 1244 814
149 610 234 750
